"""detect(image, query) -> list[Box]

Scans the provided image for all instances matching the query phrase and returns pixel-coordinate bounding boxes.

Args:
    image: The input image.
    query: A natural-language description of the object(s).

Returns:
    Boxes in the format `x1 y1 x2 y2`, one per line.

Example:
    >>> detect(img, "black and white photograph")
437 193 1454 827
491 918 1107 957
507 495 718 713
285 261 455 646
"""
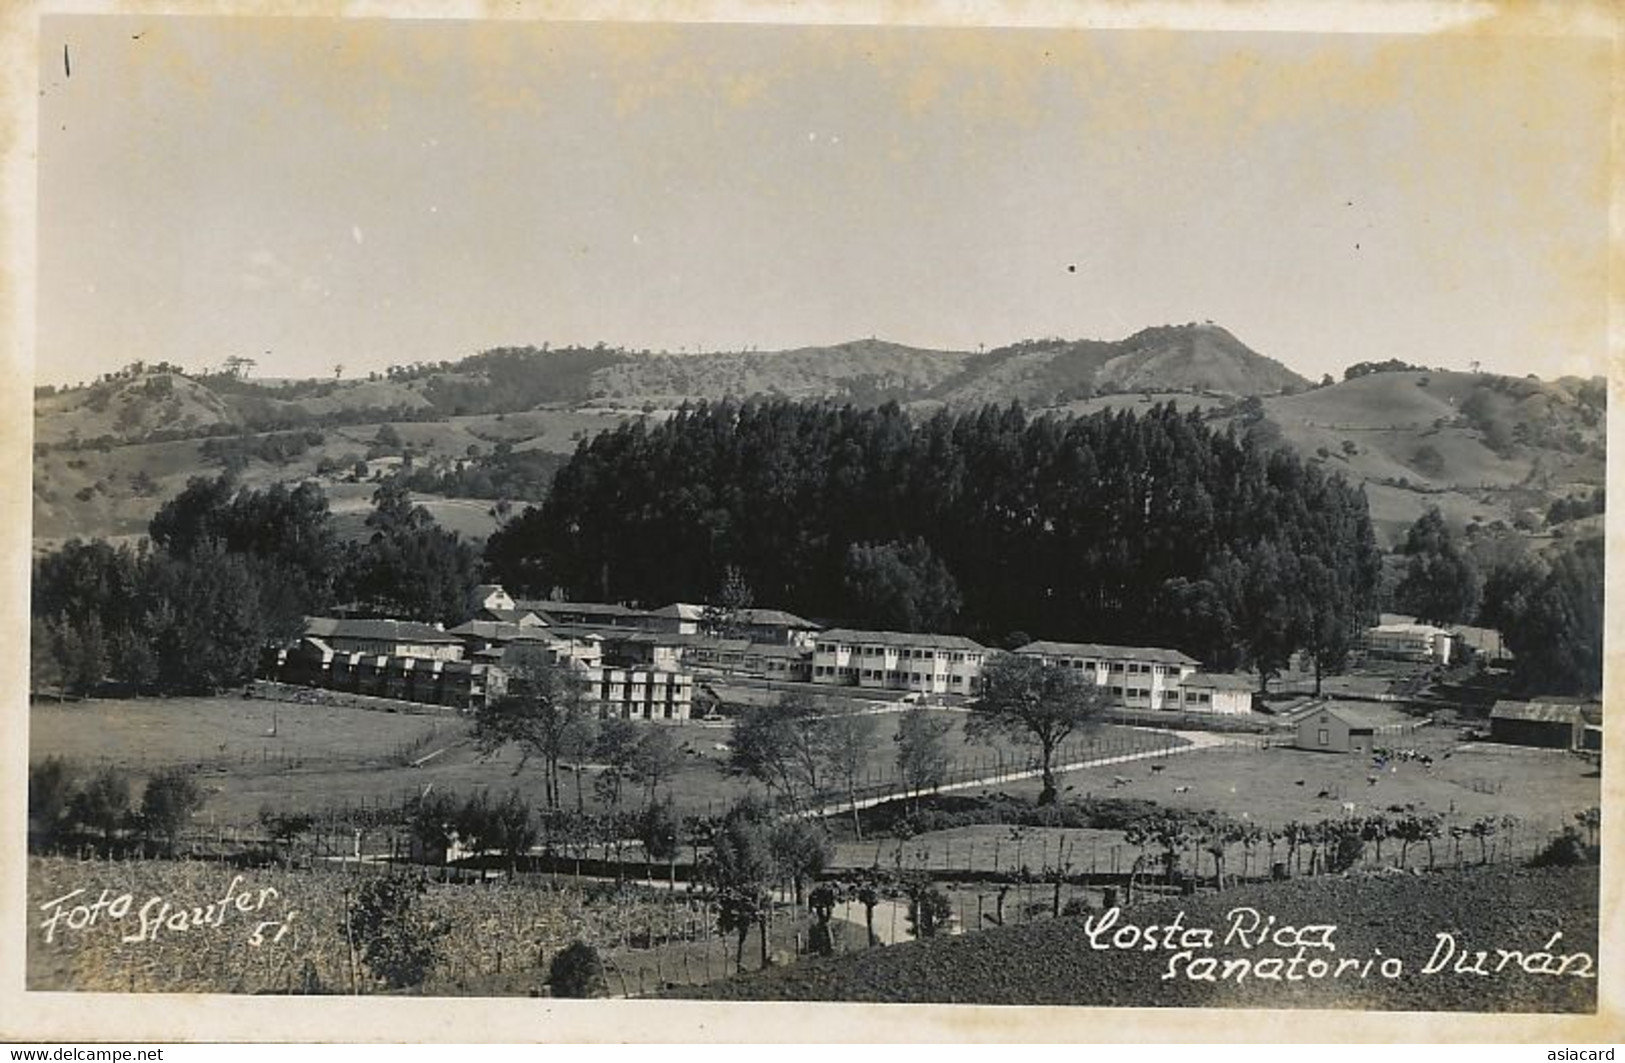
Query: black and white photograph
5 0 1619 1042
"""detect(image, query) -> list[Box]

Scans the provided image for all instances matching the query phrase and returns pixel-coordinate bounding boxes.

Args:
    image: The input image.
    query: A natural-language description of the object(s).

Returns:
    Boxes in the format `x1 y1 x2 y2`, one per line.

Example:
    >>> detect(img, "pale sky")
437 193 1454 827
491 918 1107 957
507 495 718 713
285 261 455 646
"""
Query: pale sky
35 15 1613 387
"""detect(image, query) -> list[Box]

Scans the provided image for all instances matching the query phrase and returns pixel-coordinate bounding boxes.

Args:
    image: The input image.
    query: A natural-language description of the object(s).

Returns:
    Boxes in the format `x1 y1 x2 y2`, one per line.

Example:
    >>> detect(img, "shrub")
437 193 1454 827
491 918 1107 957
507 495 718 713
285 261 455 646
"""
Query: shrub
548 941 608 998
346 875 448 990
71 766 131 847
906 885 954 939
139 768 206 853
1528 828 1594 869
1329 826 1366 873
28 756 79 848
1412 444 1446 478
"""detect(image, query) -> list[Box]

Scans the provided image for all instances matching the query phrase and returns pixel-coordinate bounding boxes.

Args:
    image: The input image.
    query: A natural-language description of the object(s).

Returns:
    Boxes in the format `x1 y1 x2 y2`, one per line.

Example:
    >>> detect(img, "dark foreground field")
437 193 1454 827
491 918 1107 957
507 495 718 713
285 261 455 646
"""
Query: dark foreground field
671 865 1599 1012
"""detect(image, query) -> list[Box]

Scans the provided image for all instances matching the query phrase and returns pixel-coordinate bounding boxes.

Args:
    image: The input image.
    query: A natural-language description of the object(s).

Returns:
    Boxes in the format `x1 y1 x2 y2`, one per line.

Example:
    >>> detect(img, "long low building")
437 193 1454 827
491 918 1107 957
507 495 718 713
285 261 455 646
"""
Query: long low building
1015 641 1199 712
1489 699 1594 750
1176 672 1256 715
812 629 989 695
266 618 694 721
268 638 497 711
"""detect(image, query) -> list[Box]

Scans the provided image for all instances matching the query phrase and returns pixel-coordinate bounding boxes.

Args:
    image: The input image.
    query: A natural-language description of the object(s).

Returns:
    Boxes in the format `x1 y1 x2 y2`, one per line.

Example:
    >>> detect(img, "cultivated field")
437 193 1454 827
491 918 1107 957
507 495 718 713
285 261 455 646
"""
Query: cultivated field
677 864 1601 1011
25 854 765 996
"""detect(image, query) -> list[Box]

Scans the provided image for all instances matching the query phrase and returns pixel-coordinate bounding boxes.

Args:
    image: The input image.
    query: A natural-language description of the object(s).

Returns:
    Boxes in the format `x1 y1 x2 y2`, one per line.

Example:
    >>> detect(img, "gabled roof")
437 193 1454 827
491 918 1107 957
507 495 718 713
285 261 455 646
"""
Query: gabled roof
307 617 462 644
517 600 652 621
1367 622 1453 638
736 608 819 629
652 603 818 628
446 620 554 642
1182 672 1255 692
1298 701 1411 731
1016 641 1199 666
652 603 708 621
483 607 545 625
543 623 679 646
1490 700 1587 724
818 628 986 652
663 633 751 650
743 643 814 659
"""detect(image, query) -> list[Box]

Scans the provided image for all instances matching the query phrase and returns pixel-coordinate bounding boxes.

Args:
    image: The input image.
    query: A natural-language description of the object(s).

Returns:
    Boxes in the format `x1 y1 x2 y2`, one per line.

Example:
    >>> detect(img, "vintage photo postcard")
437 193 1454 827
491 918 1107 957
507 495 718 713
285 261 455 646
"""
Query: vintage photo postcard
2 0 1620 1044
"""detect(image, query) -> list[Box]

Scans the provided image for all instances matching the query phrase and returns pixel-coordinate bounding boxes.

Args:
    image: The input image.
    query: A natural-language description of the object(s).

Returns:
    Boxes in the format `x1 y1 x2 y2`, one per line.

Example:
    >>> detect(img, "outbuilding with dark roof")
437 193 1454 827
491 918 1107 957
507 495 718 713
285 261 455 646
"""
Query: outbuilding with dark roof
1490 699 1589 750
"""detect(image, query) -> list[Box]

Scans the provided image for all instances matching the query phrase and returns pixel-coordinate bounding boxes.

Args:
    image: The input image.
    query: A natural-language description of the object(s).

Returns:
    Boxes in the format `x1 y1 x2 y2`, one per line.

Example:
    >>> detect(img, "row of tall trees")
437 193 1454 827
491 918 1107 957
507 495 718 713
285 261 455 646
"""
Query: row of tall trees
488 400 1382 682
1479 535 1604 696
1391 504 1603 697
32 475 481 697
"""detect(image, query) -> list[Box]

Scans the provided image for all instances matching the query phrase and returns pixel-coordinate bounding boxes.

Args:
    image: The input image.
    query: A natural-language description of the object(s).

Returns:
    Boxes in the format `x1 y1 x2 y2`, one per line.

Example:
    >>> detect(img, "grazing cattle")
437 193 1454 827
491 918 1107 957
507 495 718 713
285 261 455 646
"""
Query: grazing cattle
1316 789 1332 799
1173 785 1191 794
1367 775 1379 786
1341 802 1356 815
1150 764 1165 773
1295 780 1306 787
1111 776 1132 788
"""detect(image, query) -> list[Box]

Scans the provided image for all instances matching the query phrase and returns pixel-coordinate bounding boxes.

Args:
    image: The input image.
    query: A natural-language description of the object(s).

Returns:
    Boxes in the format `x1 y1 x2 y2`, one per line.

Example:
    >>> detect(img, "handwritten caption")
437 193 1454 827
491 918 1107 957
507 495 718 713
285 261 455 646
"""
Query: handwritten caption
38 875 298 947
1080 906 1595 984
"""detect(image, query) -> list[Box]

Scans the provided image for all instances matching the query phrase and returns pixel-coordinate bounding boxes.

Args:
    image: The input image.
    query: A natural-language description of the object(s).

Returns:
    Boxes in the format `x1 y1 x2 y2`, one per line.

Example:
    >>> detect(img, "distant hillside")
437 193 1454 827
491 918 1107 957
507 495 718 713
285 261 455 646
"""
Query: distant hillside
1251 369 1605 545
33 372 239 446
32 331 1604 550
589 339 970 406
927 323 1309 407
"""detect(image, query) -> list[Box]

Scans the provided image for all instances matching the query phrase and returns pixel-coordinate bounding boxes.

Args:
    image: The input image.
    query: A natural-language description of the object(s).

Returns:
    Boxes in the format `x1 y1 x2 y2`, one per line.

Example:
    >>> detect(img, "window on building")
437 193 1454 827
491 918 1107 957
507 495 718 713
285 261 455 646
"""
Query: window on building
1318 728 1330 746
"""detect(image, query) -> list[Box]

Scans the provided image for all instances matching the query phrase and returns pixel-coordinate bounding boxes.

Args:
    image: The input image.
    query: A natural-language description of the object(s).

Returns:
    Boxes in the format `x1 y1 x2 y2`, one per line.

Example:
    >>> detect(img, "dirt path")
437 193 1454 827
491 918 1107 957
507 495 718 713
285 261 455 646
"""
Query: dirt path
803 728 1237 820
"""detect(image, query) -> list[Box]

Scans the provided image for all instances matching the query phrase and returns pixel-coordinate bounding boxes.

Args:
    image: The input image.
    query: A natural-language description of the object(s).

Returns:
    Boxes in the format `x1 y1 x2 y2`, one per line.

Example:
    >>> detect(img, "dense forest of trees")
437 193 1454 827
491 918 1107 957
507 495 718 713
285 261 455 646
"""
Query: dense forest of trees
32 476 480 698
486 400 1382 680
1479 536 1604 697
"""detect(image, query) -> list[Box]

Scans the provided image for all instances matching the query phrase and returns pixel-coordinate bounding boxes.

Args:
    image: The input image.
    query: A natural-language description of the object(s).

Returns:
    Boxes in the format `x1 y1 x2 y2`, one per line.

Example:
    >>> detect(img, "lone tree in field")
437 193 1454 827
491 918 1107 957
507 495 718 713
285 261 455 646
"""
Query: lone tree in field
965 653 1112 805
894 706 952 810
819 710 879 839
474 645 596 811
727 694 821 809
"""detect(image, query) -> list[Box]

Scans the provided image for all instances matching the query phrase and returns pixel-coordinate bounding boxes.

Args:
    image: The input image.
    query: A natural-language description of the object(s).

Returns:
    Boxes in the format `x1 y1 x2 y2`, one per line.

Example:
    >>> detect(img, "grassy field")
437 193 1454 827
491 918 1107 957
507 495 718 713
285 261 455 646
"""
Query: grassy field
29 696 446 773
30 696 1151 826
987 727 1596 827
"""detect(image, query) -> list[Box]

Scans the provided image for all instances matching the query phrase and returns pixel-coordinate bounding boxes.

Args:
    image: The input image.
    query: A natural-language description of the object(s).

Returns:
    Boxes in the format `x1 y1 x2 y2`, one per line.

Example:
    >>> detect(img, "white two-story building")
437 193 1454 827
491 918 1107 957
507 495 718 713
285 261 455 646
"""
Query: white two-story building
812 629 989 695
1014 640 1199 711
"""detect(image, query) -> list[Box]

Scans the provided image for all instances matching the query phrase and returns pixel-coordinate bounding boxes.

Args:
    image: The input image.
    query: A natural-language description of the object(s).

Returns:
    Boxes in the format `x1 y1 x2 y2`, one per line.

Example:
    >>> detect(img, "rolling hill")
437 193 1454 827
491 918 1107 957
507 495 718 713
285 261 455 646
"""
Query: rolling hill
31 326 1605 550
926 323 1308 407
